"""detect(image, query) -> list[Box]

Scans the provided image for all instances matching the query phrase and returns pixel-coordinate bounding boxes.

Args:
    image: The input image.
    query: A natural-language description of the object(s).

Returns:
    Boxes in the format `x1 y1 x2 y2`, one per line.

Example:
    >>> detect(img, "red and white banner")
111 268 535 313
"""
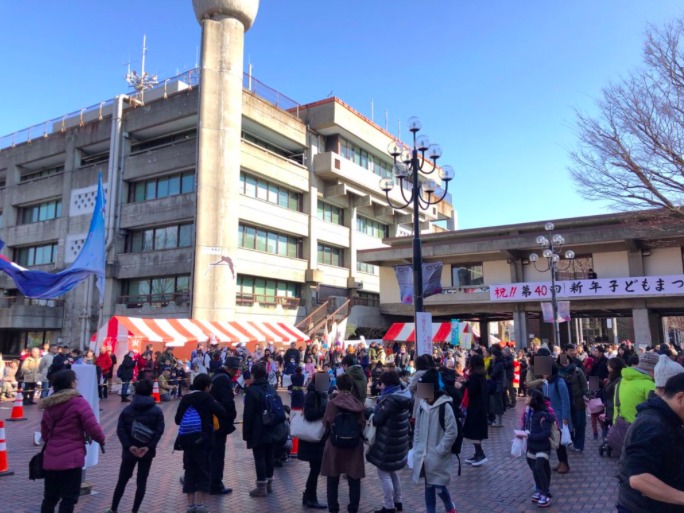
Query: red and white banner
383 322 453 343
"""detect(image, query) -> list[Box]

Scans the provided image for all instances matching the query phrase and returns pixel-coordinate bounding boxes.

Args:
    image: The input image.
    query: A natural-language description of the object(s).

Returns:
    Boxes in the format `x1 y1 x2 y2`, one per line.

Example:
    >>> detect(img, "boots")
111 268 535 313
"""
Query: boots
266 478 273 493
249 481 268 497
557 462 570 474
302 492 327 509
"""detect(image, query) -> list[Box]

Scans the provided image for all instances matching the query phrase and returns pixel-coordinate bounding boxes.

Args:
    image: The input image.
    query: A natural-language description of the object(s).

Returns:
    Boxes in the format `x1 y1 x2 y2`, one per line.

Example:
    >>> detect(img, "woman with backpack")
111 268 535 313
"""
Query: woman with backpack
366 370 412 513
105 379 164 513
321 373 366 513
517 388 555 508
542 363 572 474
462 354 490 467
411 368 458 513
243 362 285 499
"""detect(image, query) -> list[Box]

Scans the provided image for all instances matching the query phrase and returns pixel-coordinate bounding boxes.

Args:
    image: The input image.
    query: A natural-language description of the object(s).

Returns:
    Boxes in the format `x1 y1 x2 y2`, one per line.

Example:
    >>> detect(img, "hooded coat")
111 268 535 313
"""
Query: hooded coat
366 386 411 471
39 389 106 470
411 394 457 486
542 374 571 429
615 367 656 424
321 391 366 479
117 394 165 456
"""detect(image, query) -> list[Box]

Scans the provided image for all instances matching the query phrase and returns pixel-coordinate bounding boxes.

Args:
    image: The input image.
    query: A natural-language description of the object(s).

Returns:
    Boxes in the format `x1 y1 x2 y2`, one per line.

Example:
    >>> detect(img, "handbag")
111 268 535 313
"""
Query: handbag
29 445 46 480
587 397 604 414
363 414 377 446
290 411 325 443
606 379 630 457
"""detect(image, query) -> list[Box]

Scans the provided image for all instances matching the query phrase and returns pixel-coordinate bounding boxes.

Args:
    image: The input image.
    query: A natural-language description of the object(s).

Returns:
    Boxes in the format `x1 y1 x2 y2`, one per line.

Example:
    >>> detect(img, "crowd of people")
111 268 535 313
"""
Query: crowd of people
8 334 684 513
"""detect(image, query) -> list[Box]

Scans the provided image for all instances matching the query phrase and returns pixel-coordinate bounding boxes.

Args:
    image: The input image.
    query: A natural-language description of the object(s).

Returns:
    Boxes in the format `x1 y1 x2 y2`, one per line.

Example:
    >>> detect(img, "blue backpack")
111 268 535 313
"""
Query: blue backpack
174 405 205 450
262 388 286 427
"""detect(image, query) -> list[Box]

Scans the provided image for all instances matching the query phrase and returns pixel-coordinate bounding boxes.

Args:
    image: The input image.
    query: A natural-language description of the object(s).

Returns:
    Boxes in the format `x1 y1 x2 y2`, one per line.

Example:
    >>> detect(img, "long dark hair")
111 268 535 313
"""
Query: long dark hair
607 357 626 382
528 388 546 411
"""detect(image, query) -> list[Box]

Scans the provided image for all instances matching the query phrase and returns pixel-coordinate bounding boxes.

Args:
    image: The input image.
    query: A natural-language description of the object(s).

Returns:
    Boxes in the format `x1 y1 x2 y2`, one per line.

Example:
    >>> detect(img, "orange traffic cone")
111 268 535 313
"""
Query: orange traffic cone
152 381 161 403
7 391 26 422
0 420 14 476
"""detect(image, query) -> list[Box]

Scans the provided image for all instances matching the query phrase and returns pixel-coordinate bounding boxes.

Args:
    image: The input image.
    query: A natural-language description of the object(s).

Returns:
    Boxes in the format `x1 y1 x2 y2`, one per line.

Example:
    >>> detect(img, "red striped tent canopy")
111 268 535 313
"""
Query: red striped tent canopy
91 316 309 360
382 322 453 343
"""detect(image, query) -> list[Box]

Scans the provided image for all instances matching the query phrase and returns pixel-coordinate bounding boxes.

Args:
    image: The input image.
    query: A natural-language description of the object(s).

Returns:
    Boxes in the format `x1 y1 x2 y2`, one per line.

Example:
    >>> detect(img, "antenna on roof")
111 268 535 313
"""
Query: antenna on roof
247 54 253 91
126 34 158 93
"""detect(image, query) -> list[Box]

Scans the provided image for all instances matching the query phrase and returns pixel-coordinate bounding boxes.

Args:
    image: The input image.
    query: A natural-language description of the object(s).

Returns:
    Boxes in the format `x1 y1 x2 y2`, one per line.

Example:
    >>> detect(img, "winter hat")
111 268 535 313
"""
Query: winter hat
637 351 660 373
536 347 551 357
654 354 684 387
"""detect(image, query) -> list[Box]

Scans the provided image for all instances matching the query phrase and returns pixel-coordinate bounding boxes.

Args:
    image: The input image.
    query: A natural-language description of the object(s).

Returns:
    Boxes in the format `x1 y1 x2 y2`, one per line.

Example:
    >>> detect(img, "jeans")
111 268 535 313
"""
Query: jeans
211 433 227 490
327 475 361 512
571 408 587 451
378 469 402 509
121 381 130 398
111 451 153 513
526 452 551 496
304 458 322 498
252 443 275 482
41 467 82 513
424 482 453 513
41 381 50 399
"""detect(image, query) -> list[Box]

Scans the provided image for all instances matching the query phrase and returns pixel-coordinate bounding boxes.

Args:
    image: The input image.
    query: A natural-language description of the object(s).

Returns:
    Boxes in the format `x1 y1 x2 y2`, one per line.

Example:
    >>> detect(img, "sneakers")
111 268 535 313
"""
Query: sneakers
446 503 457 513
537 496 552 508
470 455 488 466
464 454 478 464
531 492 542 503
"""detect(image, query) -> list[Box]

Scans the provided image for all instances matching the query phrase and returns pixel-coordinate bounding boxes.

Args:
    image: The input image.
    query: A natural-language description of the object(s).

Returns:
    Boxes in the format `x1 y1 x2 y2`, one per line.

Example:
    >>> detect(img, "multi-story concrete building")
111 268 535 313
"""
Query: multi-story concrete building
0 72 455 354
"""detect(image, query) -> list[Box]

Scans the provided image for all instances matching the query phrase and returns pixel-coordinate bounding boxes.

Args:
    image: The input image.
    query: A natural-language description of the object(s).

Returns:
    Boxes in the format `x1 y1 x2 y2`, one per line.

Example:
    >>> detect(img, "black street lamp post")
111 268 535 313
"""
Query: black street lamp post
529 222 575 349
380 117 454 323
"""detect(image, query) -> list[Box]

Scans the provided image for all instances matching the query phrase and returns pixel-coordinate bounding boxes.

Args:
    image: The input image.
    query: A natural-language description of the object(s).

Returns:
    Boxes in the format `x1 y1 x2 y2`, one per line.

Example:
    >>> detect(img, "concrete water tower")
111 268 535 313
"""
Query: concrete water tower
191 0 259 320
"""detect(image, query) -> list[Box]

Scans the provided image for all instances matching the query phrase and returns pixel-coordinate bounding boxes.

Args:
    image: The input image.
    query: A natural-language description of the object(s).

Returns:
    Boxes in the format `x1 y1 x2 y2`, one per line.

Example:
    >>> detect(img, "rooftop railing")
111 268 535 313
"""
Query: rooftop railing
0 68 299 151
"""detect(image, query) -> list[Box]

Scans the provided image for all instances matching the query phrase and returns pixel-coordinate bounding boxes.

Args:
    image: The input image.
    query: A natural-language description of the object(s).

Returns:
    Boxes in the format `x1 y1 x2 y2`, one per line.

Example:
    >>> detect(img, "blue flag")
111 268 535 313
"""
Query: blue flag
0 174 106 301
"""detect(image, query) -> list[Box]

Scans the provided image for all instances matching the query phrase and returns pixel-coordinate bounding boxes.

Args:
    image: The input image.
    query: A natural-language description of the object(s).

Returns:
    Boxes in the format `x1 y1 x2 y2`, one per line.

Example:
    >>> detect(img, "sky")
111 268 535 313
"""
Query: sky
1 1 683 229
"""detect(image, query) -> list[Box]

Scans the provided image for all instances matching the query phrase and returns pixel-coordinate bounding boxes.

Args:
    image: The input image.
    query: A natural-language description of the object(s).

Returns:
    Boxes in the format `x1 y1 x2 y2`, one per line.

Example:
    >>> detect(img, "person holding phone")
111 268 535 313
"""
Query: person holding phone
297 372 329 509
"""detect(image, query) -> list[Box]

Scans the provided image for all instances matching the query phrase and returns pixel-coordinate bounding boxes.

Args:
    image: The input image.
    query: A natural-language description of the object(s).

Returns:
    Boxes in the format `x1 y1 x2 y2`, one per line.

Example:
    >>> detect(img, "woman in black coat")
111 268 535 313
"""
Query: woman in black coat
297 375 329 509
463 354 489 466
118 353 136 402
365 370 411 513
488 345 506 426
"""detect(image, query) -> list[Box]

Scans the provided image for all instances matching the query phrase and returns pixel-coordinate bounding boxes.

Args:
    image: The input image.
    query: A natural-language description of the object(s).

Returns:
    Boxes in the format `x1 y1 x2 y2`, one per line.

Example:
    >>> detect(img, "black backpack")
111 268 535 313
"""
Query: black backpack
438 402 465 476
330 409 362 449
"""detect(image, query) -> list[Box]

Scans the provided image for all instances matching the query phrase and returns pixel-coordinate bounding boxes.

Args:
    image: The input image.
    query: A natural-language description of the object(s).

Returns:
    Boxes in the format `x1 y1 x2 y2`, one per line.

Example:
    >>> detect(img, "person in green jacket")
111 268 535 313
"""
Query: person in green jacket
614 351 658 424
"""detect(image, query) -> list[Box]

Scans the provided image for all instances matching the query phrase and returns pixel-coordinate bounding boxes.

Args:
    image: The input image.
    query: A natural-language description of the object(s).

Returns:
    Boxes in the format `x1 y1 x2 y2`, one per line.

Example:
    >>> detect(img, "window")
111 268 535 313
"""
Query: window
80 151 109 166
237 275 300 305
127 224 194 253
356 216 388 239
130 128 197 154
123 274 190 304
338 137 393 179
238 224 302 258
317 201 344 225
318 243 344 267
356 261 377 274
129 171 195 203
452 264 484 287
239 172 303 212
20 165 64 183
16 243 58 266
556 256 594 281
19 199 62 224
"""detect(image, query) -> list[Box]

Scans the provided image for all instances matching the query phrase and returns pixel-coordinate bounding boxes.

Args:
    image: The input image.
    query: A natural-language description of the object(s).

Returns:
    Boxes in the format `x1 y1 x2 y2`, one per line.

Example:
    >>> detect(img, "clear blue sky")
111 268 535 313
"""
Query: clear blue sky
1 1 682 229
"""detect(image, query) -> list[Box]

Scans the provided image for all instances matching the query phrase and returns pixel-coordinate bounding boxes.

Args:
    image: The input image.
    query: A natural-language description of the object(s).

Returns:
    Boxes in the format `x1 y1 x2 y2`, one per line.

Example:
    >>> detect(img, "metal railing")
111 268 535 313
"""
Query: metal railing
296 299 330 332
236 293 300 309
308 299 351 336
0 296 65 307
1 69 299 151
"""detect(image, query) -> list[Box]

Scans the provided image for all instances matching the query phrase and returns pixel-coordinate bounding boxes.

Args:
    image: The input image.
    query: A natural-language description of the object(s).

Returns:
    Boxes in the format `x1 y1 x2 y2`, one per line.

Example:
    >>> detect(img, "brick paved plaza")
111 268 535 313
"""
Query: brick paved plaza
0 394 619 513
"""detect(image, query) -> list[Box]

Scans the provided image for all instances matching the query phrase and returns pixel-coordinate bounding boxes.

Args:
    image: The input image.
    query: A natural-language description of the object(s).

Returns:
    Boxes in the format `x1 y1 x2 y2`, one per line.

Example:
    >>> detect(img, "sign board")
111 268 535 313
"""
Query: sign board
416 312 433 356
451 319 460 346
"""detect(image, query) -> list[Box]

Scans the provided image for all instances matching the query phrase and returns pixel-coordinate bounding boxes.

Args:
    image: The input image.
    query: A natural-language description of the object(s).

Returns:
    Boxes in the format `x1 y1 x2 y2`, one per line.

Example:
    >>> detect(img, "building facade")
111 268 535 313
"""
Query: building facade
0 74 454 354
358 211 684 348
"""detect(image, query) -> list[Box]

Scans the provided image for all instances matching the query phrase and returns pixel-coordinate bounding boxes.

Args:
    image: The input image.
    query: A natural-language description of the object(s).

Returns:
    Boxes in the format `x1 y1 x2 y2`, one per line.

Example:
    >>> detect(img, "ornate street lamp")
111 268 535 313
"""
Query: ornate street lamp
379 116 454 318
529 222 575 349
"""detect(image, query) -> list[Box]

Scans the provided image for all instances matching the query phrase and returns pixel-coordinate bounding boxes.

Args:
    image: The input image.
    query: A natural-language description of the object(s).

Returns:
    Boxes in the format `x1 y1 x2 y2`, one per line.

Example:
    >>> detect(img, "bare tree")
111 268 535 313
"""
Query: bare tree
571 18 684 217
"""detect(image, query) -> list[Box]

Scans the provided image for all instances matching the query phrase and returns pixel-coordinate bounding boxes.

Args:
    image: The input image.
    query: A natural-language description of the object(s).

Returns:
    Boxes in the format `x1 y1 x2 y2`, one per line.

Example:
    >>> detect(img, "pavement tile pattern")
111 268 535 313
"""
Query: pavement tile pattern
0 394 619 513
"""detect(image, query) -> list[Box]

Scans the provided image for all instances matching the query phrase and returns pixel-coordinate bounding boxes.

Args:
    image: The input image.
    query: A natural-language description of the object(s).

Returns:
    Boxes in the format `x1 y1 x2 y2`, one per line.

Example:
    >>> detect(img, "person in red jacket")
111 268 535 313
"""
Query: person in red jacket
95 349 113 400
39 369 106 513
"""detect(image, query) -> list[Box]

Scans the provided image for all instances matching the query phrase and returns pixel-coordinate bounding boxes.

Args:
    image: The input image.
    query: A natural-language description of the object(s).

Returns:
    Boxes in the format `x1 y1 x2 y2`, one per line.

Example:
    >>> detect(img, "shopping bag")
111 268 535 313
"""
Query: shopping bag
587 397 604 414
561 424 572 446
511 436 526 458
282 374 292 388
363 414 377 447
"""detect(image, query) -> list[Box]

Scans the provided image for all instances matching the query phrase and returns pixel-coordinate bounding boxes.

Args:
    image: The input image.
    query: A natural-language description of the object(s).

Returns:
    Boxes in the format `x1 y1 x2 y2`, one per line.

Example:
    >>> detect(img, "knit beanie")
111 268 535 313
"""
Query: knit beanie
637 351 660 373
654 354 684 387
